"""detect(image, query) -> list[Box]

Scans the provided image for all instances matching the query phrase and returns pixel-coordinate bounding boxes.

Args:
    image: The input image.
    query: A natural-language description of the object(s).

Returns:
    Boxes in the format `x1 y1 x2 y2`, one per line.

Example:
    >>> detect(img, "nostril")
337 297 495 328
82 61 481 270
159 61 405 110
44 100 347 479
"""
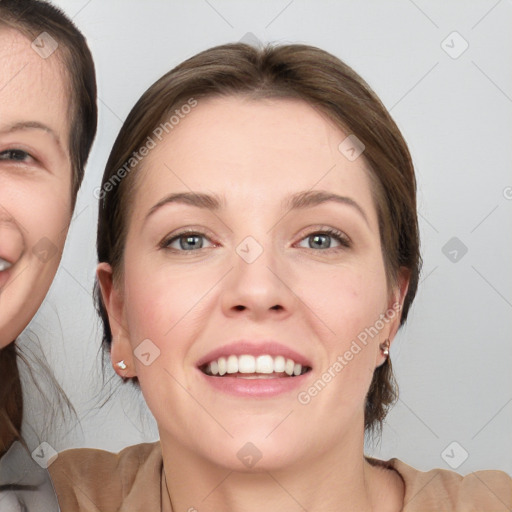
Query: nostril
231 304 283 312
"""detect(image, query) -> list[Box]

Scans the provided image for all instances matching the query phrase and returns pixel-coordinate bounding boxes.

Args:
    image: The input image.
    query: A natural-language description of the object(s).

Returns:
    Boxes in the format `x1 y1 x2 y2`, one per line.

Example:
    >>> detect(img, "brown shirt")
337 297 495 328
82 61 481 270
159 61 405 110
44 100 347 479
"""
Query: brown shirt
49 441 512 512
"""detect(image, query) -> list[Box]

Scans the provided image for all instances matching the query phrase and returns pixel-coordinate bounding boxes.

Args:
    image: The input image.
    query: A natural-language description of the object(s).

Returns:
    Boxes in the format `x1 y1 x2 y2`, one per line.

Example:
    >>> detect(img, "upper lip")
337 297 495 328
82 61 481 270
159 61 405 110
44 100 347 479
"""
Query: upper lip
196 340 313 369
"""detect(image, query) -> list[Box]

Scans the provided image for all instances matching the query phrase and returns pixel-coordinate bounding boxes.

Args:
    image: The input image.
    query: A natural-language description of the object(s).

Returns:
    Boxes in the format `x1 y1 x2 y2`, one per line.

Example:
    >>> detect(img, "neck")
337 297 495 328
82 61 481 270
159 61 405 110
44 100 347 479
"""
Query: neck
160 429 403 512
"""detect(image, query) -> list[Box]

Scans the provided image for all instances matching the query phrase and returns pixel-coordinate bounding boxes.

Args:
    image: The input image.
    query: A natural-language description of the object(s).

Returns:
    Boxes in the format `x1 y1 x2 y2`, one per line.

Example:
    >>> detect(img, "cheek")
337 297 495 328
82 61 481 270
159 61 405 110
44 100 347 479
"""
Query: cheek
27 191 70 280
0 181 71 344
122 253 220 369
13 179 71 247
294 257 389 407
121 258 212 428
297 259 389 345
24 187 71 291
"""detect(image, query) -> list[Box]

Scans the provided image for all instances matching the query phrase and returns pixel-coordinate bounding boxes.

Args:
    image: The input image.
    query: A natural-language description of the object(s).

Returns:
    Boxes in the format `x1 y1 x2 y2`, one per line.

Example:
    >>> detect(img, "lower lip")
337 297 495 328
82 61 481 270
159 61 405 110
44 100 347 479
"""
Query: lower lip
198 369 311 398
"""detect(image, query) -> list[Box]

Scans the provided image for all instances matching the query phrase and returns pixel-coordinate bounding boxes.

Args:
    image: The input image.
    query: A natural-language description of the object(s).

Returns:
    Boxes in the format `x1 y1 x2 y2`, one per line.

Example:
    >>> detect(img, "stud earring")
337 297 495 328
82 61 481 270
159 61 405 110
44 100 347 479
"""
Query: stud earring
116 360 127 370
380 339 390 357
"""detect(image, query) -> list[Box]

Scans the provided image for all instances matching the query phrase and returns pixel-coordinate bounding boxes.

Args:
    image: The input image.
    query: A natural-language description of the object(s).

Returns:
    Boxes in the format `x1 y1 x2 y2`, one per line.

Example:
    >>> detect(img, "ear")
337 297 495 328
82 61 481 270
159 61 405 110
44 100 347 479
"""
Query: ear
387 266 411 342
375 266 411 367
97 262 136 378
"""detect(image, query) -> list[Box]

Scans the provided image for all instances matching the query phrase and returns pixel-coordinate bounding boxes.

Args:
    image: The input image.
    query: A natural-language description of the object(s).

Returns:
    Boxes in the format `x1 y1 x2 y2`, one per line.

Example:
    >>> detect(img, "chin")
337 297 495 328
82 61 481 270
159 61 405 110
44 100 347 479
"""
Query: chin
198 419 309 472
206 439 304 473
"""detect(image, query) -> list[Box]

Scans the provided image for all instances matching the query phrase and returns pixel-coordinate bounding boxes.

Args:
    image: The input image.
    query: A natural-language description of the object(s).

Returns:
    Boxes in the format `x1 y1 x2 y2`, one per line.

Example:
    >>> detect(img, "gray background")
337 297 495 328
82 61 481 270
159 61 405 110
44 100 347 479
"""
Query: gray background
19 0 512 476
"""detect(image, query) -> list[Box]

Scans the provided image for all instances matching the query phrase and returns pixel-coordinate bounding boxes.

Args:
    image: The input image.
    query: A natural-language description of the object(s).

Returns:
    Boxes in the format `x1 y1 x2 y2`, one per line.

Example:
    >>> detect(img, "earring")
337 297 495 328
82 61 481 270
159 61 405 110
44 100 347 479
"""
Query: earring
380 339 390 357
116 360 127 370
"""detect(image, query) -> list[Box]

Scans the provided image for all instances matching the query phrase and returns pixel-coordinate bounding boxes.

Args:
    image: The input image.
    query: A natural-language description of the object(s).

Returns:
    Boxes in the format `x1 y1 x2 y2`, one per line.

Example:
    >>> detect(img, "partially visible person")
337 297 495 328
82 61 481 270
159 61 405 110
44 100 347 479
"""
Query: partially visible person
0 0 97 509
49 43 511 511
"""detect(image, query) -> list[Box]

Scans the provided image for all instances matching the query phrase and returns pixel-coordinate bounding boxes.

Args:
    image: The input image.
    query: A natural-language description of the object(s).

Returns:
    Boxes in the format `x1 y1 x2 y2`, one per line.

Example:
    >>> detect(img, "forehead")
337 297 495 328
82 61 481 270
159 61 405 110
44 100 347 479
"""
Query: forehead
134 95 377 221
0 27 71 151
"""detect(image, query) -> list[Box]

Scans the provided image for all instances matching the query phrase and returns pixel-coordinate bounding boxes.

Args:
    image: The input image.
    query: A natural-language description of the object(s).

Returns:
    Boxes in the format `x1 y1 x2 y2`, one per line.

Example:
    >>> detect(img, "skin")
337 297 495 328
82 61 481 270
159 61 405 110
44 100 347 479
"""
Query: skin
0 27 72 347
99 96 410 512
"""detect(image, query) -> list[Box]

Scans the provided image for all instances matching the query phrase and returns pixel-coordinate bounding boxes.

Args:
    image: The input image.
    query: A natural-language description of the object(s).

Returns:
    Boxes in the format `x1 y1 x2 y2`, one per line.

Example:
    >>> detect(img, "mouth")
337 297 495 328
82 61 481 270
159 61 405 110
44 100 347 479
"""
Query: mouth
200 354 312 378
0 257 13 272
196 341 313 396
0 257 14 288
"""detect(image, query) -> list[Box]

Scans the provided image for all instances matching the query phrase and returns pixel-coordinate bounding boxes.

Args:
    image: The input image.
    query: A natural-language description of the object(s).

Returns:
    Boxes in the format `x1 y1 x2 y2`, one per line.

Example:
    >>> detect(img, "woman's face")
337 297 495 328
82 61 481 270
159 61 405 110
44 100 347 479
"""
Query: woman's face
0 28 72 347
101 96 407 470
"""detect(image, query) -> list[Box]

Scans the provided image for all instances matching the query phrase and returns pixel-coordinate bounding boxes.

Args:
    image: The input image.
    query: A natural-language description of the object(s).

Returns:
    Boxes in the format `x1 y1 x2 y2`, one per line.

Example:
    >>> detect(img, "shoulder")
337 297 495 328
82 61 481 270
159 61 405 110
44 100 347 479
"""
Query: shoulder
0 441 60 511
385 458 512 511
49 441 162 512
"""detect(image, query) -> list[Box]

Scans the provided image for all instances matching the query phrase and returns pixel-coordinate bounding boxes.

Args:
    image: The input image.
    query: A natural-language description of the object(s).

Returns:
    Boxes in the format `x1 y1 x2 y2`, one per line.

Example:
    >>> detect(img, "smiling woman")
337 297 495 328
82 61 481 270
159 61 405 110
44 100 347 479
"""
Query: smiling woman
0 0 97 510
49 43 511 511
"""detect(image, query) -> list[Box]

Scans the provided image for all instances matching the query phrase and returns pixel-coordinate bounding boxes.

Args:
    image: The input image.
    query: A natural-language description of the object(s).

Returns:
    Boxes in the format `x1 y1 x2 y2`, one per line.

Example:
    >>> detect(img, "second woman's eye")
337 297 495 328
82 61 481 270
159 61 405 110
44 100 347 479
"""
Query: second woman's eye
162 232 214 251
0 149 33 162
297 229 351 250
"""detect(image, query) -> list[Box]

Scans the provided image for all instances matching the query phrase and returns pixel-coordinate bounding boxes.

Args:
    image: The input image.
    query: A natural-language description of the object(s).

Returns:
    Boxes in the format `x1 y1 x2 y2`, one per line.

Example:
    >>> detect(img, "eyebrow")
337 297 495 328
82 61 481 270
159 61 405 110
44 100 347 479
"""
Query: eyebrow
283 190 369 226
145 190 369 226
0 121 65 153
146 192 224 219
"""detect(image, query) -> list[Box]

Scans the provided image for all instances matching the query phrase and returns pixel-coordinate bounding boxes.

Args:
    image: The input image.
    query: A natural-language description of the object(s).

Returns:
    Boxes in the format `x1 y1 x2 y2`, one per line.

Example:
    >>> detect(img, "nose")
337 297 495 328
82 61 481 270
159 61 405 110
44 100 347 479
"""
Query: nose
220 239 296 322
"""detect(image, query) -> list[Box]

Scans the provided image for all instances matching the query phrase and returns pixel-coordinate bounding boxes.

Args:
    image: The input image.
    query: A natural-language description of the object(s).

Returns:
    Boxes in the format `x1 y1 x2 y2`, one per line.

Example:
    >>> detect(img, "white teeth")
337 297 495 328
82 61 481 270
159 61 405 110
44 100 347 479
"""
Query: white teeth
284 358 295 376
226 355 238 374
274 355 285 373
0 258 12 271
256 355 274 374
218 357 227 376
238 355 255 373
203 354 307 377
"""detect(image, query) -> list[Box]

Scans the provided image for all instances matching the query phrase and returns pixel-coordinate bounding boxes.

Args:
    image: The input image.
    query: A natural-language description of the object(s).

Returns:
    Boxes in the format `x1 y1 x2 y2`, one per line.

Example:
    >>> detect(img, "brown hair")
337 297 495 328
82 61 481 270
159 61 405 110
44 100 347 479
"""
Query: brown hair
0 344 23 454
0 0 97 455
96 43 421 433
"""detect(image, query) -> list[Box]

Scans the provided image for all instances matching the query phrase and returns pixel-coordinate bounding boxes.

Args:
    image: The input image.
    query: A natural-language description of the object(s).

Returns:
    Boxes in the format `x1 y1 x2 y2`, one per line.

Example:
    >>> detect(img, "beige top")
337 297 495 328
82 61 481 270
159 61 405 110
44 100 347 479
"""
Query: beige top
49 441 512 512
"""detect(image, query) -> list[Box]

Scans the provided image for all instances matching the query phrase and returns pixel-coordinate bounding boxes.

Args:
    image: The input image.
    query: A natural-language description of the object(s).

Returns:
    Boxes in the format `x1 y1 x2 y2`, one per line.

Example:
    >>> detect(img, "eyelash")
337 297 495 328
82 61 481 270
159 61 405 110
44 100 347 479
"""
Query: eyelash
160 228 351 253
160 230 217 253
0 149 35 163
298 228 351 250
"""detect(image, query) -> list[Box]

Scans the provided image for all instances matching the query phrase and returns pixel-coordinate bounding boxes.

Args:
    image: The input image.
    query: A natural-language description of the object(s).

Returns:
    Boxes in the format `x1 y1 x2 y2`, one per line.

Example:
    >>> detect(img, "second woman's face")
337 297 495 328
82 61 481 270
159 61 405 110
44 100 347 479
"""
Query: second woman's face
0 28 72 346
106 96 405 469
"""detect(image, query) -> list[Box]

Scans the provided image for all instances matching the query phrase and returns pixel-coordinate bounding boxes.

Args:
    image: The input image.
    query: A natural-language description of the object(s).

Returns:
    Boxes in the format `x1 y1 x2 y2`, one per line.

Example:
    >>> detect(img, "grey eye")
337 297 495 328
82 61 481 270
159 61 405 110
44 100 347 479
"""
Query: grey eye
297 231 348 250
165 233 213 251
179 234 202 250
308 234 332 249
